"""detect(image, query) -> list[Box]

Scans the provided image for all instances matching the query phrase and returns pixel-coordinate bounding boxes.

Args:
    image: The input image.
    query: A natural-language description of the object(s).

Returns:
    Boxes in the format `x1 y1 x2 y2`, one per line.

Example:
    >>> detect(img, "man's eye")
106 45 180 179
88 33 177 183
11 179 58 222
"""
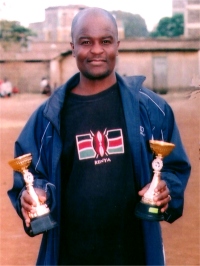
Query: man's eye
82 41 90 45
102 40 111 44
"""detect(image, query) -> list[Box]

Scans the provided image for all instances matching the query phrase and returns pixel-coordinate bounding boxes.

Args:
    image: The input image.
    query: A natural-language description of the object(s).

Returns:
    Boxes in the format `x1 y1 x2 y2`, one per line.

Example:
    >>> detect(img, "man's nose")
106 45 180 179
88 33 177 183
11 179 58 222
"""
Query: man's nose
90 42 104 54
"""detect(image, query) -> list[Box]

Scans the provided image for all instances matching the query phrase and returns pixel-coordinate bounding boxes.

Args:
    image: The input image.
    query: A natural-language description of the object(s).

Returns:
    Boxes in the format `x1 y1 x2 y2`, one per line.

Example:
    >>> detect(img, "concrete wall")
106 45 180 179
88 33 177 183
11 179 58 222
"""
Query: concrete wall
0 61 50 93
117 52 153 88
51 49 199 92
117 50 198 91
50 52 78 89
0 39 199 93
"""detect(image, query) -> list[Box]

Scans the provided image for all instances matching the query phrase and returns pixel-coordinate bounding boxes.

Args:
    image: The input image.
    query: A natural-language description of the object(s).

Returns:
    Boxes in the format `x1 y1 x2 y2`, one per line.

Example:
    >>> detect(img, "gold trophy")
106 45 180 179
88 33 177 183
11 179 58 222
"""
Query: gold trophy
8 153 57 235
135 140 175 221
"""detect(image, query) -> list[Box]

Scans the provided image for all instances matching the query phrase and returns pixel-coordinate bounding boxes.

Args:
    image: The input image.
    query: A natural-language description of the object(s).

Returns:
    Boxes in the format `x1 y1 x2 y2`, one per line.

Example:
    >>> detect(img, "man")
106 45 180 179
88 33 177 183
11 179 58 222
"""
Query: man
8 7 191 266
40 77 51 96
0 77 12 97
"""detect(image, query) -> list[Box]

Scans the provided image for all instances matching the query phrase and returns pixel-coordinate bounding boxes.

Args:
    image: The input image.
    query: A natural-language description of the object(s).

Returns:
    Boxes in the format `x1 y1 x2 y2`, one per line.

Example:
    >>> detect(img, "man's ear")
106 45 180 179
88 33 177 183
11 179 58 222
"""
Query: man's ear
116 40 120 56
70 42 75 57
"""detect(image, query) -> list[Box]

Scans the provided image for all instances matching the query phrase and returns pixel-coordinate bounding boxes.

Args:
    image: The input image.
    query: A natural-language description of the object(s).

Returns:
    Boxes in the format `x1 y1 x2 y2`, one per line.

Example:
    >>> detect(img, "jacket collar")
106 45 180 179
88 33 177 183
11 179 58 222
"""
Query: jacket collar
43 73 80 132
43 72 146 133
116 73 146 186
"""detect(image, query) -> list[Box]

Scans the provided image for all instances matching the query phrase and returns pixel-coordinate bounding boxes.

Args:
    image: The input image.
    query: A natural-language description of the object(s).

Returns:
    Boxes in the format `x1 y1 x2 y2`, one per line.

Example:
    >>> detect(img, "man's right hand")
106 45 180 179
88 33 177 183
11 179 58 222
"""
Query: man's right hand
20 188 47 227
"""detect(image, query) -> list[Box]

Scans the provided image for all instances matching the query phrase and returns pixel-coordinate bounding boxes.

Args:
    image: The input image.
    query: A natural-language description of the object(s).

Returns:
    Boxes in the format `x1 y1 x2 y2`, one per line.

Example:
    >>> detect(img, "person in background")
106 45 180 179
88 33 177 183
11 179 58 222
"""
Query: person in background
40 77 51 96
0 77 12 97
8 7 191 266
40 77 48 92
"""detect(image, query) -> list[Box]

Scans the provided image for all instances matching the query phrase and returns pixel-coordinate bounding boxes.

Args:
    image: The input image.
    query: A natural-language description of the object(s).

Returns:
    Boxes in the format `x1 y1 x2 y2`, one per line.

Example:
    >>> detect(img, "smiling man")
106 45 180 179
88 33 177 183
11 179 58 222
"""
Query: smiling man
70 8 120 94
8 7 191 266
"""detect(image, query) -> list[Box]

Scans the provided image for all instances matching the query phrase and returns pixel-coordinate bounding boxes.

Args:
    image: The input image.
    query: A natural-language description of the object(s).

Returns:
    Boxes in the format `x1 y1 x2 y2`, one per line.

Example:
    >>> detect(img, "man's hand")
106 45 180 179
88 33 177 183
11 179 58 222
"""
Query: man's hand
21 188 47 227
138 180 171 213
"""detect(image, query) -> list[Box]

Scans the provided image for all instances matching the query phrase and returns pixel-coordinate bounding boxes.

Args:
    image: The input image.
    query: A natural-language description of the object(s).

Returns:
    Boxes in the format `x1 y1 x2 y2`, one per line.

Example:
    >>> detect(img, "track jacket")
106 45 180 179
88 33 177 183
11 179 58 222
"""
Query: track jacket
8 73 191 265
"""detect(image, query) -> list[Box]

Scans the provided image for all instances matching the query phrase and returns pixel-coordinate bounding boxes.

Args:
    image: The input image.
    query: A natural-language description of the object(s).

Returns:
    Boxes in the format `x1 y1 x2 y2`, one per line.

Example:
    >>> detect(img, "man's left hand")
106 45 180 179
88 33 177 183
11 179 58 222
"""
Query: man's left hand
153 180 171 213
138 180 171 213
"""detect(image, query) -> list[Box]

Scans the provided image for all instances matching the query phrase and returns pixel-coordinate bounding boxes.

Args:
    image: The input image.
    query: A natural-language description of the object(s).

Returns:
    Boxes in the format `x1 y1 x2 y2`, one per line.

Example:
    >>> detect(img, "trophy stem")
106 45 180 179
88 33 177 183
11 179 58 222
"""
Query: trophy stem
23 169 41 207
142 170 161 204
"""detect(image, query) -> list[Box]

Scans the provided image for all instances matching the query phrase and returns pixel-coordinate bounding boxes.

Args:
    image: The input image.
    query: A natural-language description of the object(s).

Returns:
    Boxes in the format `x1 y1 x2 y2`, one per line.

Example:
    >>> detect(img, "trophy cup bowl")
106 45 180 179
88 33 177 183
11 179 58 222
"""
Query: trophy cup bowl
8 153 57 236
135 140 175 221
8 153 32 173
149 140 175 158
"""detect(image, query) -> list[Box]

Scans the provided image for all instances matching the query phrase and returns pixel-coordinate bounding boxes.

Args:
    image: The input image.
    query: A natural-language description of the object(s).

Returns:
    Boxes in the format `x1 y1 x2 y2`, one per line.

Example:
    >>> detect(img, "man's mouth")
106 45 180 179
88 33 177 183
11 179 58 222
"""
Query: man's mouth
87 58 106 65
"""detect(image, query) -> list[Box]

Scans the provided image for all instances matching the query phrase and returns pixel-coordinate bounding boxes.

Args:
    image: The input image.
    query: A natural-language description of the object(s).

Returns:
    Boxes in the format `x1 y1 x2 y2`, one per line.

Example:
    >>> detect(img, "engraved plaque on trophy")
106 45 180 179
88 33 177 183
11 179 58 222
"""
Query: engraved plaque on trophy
8 153 57 235
135 140 175 221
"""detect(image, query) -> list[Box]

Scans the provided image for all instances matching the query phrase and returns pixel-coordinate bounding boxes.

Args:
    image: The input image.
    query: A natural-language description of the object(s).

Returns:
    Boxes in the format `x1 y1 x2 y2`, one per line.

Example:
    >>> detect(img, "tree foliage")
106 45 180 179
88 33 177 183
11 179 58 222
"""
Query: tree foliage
0 20 36 49
112 10 149 38
150 14 184 38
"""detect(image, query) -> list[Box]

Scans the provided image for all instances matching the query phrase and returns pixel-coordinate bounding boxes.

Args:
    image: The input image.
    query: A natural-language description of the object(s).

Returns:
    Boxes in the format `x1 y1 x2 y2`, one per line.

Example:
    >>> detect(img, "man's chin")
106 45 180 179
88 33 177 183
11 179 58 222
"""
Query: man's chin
82 71 111 80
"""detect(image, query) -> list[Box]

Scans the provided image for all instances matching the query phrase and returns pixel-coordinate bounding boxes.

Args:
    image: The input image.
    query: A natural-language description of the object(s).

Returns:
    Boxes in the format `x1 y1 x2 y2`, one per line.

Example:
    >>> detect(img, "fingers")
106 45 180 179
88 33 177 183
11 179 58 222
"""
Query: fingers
21 188 47 208
34 188 47 204
21 190 36 227
21 190 37 210
138 181 171 213
20 188 47 227
138 183 150 196
154 180 168 193
21 207 31 227
153 180 171 212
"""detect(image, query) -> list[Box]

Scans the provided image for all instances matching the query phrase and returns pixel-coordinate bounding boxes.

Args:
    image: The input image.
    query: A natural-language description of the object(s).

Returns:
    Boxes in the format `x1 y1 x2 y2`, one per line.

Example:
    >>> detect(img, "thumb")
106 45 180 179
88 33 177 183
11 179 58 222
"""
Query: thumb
38 195 47 204
138 183 150 196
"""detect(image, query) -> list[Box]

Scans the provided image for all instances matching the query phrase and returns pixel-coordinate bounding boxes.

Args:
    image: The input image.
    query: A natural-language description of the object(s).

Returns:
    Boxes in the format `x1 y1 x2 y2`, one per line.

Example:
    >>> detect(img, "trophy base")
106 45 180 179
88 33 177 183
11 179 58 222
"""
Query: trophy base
30 213 57 236
135 201 164 221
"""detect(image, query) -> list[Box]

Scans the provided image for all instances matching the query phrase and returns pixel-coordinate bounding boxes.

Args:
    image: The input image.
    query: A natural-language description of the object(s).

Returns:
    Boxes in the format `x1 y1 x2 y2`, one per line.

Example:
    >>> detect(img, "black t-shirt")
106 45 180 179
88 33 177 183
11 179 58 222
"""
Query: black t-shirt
59 83 145 265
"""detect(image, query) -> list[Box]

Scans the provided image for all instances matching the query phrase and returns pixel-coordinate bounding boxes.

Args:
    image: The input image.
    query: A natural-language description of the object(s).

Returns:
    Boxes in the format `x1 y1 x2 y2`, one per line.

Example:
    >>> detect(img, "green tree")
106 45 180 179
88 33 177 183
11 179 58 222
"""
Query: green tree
150 14 184 38
112 10 149 38
0 20 36 50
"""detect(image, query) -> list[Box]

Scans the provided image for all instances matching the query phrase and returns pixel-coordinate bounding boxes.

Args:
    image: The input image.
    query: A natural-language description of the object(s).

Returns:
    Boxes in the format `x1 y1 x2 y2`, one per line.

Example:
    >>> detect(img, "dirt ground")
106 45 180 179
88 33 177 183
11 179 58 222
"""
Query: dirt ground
0 91 199 265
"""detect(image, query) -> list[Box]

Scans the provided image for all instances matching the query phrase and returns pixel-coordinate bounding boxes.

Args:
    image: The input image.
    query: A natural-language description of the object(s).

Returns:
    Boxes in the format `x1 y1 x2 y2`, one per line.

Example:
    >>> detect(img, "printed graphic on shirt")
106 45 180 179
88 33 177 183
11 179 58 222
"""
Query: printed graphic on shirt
76 129 124 160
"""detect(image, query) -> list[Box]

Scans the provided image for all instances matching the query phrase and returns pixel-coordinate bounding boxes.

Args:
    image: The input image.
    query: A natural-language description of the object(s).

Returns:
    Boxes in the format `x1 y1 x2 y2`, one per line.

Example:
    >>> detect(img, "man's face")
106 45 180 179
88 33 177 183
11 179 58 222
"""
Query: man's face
71 13 120 80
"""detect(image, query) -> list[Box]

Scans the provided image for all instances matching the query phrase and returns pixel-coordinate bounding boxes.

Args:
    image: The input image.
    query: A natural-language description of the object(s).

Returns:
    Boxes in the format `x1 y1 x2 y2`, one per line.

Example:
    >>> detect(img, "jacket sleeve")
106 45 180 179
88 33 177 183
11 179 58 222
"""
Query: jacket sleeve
160 103 191 223
7 104 57 236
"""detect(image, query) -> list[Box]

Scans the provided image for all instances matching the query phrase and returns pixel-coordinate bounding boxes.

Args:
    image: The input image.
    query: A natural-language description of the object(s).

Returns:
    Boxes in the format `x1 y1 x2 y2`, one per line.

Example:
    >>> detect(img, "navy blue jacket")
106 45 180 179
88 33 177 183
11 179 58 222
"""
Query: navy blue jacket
8 73 191 265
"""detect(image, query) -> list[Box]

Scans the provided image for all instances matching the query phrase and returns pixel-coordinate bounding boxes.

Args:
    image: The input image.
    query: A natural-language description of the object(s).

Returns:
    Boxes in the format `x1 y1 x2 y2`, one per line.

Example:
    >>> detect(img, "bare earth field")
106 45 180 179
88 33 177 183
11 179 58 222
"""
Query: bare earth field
0 91 199 265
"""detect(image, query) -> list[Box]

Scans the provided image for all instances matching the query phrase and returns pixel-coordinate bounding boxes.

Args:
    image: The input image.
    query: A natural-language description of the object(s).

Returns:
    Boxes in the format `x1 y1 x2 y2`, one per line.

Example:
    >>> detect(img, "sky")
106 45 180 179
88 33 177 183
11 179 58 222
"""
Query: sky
0 0 172 31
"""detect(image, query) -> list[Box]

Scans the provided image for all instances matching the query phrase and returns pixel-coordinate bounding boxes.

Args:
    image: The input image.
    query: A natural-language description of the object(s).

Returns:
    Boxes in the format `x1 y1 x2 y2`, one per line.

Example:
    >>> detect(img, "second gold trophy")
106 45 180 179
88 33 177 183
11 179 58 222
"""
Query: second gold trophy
135 140 175 221
8 153 57 235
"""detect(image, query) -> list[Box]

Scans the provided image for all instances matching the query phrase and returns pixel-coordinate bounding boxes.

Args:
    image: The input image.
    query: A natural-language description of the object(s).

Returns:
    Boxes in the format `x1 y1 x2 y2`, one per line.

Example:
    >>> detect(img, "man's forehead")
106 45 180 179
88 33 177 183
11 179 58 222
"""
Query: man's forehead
71 8 118 40
75 26 115 36
73 18 116 38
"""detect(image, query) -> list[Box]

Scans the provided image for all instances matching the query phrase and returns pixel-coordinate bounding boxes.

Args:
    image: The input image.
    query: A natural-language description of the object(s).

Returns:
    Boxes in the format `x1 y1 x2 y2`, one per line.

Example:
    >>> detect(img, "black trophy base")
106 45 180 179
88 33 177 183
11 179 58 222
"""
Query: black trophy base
30 213 57 236
135 201 164 221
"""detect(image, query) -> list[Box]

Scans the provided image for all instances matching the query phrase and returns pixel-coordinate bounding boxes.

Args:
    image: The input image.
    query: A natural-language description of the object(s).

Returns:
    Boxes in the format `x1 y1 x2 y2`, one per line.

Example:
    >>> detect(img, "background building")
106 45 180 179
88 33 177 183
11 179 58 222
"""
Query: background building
172 0 186 15
30 2 200 40
1 38 199 93
172 0 200 37
1 2 200 93
30 5 124 42
184 0 200 37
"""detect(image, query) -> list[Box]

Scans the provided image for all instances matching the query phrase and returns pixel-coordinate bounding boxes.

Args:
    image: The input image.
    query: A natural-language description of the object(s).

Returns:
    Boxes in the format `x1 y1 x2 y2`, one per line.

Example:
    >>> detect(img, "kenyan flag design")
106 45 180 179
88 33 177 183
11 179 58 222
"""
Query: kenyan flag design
76 129 124 160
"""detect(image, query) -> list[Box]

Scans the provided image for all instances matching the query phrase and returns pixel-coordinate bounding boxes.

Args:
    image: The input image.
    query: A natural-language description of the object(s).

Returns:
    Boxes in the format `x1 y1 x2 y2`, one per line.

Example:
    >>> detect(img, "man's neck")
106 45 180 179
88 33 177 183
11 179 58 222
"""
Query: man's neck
72 74 117 96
